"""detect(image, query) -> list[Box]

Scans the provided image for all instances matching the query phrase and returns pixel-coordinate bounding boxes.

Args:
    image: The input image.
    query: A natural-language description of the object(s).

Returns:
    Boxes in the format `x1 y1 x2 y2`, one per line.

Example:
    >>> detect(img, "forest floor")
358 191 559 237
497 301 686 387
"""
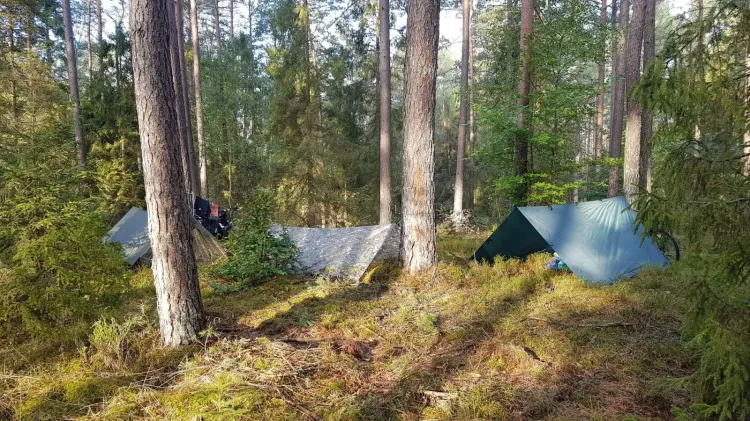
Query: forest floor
0 233 696 420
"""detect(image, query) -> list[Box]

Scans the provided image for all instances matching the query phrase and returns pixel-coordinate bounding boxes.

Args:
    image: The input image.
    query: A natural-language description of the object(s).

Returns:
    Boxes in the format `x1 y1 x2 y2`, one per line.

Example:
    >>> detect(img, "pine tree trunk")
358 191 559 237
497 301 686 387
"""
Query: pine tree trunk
378 0 392 225
595 0 607 159
25 12 32 54
175 0 199 191
452 0 471 224
167 0 196 196
230 0 234 40
62 0 86 166
87 0 93 77
215 0 222 55
467 18 477 212
302 0 316 227
9 17 19 126
248 0 253 35
623 0 645 203
516 0 533 202
743 50 750 177
191 0 209 197
640 0 655 190
130 0 205 346
694 0 704 140
97 0 103 67
608 0 628 197
401 0 439 273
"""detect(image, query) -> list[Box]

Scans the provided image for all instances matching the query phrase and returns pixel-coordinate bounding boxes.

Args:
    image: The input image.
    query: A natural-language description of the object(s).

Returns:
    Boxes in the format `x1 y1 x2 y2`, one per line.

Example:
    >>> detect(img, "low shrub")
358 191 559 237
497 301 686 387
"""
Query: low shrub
0 213 129 342
211 191 298 293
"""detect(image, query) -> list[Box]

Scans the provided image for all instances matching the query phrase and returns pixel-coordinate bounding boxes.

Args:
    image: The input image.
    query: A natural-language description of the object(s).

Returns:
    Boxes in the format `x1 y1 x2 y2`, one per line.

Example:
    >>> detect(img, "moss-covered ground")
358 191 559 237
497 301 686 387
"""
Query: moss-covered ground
0 233 695 420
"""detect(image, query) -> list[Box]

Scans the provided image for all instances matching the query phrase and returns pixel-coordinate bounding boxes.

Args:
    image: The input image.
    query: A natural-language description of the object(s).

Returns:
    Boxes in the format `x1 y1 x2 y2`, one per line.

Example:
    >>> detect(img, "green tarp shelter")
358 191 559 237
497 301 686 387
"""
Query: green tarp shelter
472 196 668 284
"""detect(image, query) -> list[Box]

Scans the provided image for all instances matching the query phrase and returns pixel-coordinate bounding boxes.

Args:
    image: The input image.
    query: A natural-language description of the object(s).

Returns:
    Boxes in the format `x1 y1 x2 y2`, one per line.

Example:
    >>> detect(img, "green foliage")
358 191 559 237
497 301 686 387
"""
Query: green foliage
211 191 298 293
475 0 609 213
0 211 129 341
0 40 130 342
636 3 750 416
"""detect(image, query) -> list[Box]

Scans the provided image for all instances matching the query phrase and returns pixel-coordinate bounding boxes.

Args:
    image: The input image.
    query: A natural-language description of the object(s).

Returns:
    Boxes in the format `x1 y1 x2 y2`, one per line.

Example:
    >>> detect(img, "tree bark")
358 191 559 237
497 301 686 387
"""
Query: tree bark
87 0 93 77
62 0 86 166
401 0 439 273
130 0 205 346
167 0 196 196
467 15 477 212
378 0 392 225
623 0 645 203
743 50 750 177
24 11 33 54
97 0 103 67
248 0 253 36
302 0 316 227
191 0 209 196
215 0 222 55
640 0 655 190
595 0 607 159
9 16 19 126
516 0 533 202
175 0 199 191
608 0 628 197
452 0 471 224
230 0 234 40
694 0 703 140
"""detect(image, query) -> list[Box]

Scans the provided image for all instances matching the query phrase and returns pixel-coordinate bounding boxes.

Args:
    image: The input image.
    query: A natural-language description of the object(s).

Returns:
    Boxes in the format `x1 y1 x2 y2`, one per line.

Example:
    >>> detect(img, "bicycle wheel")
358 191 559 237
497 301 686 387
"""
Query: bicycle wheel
651 230 680 262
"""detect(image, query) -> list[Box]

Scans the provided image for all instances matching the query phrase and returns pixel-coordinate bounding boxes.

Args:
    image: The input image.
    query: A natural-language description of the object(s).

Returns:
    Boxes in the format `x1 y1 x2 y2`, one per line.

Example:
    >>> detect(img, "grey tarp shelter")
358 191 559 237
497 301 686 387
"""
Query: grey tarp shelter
473 196 668 284
104 207 227 266
272 224 401 281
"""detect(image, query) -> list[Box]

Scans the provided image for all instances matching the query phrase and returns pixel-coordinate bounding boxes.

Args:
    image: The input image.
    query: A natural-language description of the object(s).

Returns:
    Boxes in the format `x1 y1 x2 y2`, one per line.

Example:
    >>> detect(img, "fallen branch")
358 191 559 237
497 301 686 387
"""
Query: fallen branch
424 390 458 399
447 252 470 264
525 316 634 328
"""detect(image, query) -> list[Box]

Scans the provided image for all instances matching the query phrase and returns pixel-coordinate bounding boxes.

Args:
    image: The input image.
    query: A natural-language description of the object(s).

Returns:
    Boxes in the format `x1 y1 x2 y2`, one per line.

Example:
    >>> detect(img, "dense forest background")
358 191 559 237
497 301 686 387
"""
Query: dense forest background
1 0 750 418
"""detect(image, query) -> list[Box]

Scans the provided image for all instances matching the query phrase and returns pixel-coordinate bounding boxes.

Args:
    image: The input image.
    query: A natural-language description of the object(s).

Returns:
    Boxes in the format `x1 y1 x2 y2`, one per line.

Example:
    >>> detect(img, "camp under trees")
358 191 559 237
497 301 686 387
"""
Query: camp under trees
401 0 439 273
3 0 750 418
130 0 205 345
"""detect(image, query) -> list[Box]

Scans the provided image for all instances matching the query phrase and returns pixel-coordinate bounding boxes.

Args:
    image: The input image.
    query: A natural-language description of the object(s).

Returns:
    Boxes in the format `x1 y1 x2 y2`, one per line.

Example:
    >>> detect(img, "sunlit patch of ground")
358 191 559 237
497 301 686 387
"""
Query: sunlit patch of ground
0 235 694 420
